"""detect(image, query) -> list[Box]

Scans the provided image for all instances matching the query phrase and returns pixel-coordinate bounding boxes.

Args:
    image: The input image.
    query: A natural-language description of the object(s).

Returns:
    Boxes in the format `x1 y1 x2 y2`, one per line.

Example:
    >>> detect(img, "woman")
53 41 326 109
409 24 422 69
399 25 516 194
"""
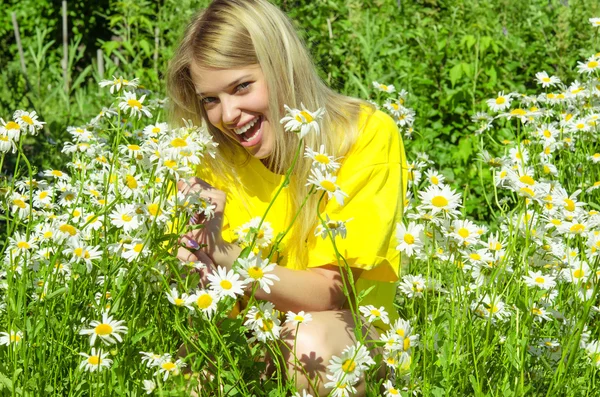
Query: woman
167 0 407 395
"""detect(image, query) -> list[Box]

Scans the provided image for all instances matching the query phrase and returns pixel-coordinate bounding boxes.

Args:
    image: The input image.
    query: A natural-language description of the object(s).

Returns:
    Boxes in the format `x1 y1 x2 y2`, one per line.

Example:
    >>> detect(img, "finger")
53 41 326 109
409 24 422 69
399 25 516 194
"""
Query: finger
180 233 202 250
176 246 203 263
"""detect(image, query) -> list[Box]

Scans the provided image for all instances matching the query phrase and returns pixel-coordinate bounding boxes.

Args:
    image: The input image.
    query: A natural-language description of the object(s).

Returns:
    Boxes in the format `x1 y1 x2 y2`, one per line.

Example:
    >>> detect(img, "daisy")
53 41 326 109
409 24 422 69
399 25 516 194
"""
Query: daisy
109 204 140 233
395 222 424 257
0 330 23 346
304 145 341 172
118 90 152 119
99 75 140 93
450 219 480 246
486 91 512 112
327 342 374 383
121 239 150 263
155 357 186 381
9 231 38 254
535 71 561 88
590 18 600 27
424 169 445 186
79 348 112 372
64 239 102 272
398 274 426 298
359 305 390 324
383 380 401 396
142 380 156 394
472 294 510 322
586 340 600 367
13 110 45 135
143 122 169 138
577 56 600 74
250 314 282 343
372 81 395 94
418 184 462 218
235 251 280 294
531 305 552 321
523 270 556 290
306 168 348 205
207 266 245 299
315 214 351 240
165 287 195 310
323 375 357 397
79 312 128 346
0 118 22 140
285 311 313 326
280 104 325 139
235 218 274 248
0 133 16 153
560 260 590 284
245 301 277 330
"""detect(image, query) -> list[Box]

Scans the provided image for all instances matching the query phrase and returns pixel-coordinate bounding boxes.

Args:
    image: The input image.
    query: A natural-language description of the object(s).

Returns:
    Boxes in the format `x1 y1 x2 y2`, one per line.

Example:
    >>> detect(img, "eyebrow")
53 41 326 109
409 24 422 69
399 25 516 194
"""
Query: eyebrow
197 75 253 97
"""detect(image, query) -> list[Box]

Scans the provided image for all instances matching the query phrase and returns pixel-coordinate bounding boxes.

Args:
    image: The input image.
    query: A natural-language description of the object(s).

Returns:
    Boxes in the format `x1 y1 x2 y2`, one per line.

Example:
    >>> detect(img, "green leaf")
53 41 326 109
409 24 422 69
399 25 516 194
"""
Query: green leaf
131 327 154 345
449 63 463 87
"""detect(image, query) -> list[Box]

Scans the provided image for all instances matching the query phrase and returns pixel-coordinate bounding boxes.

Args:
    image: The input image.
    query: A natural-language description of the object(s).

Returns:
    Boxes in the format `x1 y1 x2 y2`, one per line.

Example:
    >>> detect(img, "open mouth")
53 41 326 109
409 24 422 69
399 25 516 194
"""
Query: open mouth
233 116 263 147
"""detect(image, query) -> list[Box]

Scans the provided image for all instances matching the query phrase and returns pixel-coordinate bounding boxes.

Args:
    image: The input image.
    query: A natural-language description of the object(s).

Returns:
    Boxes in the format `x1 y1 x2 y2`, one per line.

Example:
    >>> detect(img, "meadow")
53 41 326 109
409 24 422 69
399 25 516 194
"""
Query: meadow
1 0 600 396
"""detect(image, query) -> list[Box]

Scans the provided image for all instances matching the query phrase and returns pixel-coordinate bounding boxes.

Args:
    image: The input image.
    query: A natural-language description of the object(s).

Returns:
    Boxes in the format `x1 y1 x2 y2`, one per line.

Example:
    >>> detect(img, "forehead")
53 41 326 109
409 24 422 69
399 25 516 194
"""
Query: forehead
189 63 262 95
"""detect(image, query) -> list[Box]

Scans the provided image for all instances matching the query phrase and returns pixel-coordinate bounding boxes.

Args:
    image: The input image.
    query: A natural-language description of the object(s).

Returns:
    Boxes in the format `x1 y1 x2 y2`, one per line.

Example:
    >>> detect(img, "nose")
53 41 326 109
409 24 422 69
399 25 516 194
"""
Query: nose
221 96 241 126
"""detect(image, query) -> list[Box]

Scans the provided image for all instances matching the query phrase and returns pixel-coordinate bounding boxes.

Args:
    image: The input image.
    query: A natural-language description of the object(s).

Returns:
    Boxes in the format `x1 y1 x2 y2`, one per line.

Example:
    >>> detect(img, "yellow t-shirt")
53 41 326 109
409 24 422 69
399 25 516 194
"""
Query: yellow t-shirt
197 108 407 329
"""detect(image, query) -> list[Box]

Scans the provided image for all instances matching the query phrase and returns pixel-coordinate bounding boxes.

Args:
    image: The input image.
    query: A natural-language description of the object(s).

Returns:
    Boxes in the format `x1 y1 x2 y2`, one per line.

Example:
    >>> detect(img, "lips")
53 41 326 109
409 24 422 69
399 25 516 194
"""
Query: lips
233 117 259 135
238 116 263 147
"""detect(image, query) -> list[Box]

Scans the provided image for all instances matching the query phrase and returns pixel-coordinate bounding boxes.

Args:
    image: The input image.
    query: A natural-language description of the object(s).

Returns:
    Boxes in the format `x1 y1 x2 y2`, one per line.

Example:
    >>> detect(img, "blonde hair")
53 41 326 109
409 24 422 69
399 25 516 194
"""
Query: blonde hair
167 0 374 263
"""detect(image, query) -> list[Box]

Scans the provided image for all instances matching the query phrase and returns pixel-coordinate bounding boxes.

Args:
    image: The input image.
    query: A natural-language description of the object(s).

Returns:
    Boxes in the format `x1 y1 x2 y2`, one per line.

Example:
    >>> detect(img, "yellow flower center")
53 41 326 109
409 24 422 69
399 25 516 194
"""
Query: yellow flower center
220 280 232 290
495 97 506 105
295 111 314 123
532 308 542 316
294 315 305 322
396 328 405 337
588 61 599 69
52 170 63 177
563 199 575 212
431 196 448 208
510 108 526 116
170 137 187 148
458 228 470 238
133 244 144 253
431 176 439 184
261 319 274 332
161 362 176 371
87 355 101 365
17 241 30 249
519 175 535 185
320 180 336 192
404 337 411 350
248 266 264 279
370 309 381 317
196 294 213 309
534 276 545 284
13 199 26 209
573 269 585 279
570 224 585 234
21 115 33 125
470 253 481 261
341 359 356 373
95 323 113 336
148 203 161 216
314 154 330 164
403 233 415 244
59 225 76 236
127 99 142 109
174 298 185 306
125 175 138 189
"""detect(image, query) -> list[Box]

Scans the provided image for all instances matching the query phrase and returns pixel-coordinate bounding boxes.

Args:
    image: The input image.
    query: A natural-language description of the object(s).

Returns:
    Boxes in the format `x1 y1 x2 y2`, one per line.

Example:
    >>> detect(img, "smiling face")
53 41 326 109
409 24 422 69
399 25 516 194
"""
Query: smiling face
190 63 274 159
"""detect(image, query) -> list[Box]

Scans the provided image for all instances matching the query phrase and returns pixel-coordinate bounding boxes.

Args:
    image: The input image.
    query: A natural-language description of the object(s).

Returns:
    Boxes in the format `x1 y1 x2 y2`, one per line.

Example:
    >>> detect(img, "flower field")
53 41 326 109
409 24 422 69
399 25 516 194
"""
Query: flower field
2 3 600 397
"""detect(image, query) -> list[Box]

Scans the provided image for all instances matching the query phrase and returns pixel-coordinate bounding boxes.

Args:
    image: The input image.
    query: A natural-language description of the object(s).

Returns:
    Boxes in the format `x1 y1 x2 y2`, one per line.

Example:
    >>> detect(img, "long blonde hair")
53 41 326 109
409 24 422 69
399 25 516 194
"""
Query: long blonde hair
167 0 373 263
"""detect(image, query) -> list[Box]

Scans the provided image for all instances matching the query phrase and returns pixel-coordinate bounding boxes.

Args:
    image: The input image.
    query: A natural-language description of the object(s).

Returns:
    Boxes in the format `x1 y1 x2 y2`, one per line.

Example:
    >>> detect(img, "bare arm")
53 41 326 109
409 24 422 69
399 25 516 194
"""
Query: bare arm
178 242 362 313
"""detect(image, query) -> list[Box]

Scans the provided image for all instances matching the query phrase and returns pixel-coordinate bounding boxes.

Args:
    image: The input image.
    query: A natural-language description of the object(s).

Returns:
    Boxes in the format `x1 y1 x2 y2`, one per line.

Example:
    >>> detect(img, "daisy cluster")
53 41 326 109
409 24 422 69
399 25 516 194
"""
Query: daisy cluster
0 78 220 379
379 46 600 382
372 81 415 139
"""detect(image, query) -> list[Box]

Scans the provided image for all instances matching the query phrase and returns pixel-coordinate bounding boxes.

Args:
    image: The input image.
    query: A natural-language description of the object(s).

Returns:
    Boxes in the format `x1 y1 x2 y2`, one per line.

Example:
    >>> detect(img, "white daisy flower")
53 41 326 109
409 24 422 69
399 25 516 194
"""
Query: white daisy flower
398 274 427 298
523 270 556 290
13 110 45 135
99 75 140 93
280 104 325 139
165 287 195 310
327 342 375 383
315 214 351 240
235 251 280 294
0 330 23 346
372 81 396 93
79 348 112 372
359 305 390 324
395 222 425 257
535 71 561 88
306 168 348 205
285 311 313 326
486 91 512 112
207 266 245 299
79 312 128 346
304 144 341 172
418 184 462 218
118 91 152 119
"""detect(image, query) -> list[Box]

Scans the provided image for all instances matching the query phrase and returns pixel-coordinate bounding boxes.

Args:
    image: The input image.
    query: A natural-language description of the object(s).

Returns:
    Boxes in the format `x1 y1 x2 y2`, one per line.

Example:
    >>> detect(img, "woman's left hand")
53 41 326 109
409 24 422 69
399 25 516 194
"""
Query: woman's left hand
177 177 227 259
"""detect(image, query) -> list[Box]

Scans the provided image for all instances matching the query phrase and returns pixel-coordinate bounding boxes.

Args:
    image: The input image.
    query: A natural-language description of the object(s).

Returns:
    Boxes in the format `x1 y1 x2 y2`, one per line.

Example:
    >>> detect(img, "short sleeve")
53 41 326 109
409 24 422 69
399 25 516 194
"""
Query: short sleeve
306 110 407 282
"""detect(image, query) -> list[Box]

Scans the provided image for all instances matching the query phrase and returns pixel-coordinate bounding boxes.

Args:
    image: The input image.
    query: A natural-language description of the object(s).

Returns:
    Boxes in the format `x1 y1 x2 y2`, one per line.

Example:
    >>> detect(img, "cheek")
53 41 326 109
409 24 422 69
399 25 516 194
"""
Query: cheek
205 108 222 129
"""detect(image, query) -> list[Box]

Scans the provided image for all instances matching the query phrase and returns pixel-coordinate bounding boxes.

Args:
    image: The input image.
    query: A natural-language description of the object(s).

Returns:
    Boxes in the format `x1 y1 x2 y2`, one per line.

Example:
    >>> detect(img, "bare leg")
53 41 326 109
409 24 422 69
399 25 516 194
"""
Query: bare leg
276 309 385 397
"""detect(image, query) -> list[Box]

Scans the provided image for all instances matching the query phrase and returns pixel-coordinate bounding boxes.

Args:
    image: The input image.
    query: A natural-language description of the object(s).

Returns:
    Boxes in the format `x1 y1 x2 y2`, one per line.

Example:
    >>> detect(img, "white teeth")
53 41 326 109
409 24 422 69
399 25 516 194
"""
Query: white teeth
234 117 258 135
